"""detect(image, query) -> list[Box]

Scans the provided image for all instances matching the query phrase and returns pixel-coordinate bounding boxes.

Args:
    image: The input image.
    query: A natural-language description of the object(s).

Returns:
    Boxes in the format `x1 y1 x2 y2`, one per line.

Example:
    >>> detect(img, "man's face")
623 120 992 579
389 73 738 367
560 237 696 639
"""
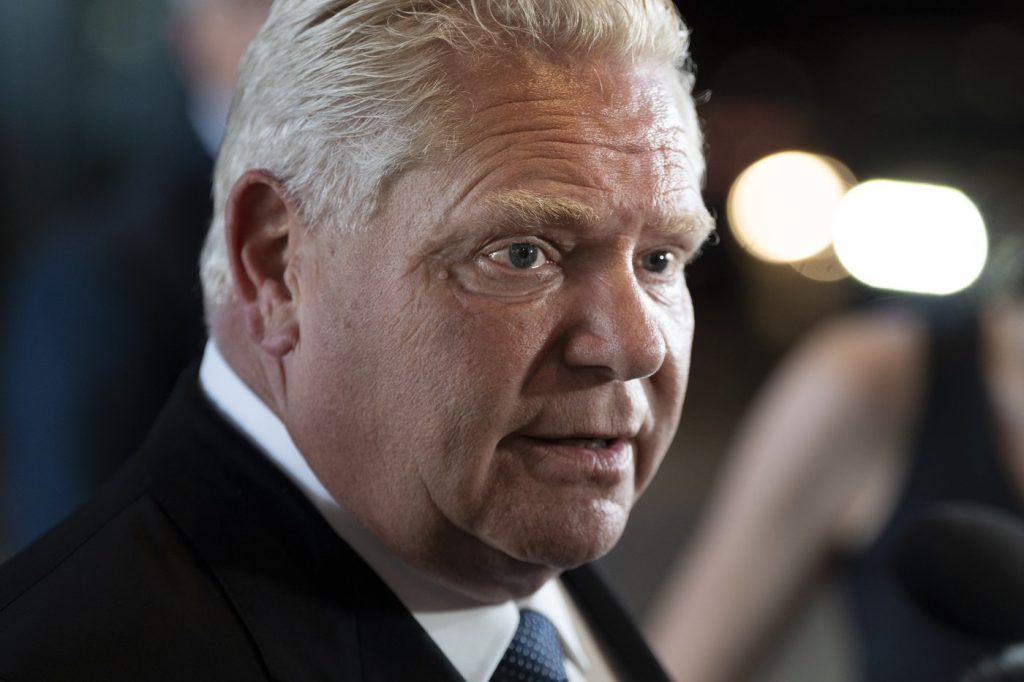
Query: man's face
283 53 712 599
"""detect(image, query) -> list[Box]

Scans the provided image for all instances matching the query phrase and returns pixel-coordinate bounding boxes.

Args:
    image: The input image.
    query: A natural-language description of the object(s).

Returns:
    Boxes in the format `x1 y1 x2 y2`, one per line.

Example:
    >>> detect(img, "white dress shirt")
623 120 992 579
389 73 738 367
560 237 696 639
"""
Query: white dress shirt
198 341 618 682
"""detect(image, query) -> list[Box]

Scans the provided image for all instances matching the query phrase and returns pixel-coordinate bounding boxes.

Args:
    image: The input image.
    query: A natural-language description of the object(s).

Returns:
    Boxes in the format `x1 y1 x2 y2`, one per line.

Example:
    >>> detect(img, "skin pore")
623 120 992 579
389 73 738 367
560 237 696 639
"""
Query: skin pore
215 50 713 604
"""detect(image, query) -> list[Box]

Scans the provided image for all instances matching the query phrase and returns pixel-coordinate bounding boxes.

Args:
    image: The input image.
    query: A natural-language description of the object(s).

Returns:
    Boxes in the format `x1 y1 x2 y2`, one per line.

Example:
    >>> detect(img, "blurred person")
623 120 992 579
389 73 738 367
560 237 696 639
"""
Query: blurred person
648 276 1024 680
0 0 715 678
0 0 270 554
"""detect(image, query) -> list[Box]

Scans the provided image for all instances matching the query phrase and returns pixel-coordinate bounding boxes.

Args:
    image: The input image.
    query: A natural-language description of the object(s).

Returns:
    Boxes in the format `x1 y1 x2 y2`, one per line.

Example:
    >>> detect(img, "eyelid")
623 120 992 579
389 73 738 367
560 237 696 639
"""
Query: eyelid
639 244 685 261
652 239 703 267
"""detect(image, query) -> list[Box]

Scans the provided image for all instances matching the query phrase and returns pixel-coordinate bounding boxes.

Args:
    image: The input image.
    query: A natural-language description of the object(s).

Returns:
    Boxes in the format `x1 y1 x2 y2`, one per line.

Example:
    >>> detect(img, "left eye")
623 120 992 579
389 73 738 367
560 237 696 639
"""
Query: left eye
489 243 550 270
639 249 677 274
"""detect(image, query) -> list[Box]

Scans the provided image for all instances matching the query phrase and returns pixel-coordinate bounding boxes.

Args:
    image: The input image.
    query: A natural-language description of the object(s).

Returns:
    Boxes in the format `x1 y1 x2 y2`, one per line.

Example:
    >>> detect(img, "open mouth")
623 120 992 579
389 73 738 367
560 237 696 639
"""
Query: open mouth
523 436 618 450
510 434 633 478
548 437 611 449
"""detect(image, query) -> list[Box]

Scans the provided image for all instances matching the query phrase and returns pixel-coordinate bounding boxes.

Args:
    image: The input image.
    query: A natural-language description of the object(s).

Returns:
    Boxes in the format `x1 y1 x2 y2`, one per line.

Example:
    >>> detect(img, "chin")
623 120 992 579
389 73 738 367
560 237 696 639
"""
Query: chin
493 498 630 570
431 501 629 603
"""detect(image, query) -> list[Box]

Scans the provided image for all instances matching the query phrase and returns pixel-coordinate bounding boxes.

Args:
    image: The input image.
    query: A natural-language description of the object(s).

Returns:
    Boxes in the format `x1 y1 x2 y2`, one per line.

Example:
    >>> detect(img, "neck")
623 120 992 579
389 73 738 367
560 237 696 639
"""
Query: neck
210 306 289 418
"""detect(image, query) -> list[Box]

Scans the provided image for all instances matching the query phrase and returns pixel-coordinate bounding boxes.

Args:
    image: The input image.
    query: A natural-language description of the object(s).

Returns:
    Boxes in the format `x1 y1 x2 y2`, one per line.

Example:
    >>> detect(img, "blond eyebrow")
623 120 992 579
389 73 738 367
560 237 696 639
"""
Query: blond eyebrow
485 189 716 244
661 206 717 245
484 190 599 227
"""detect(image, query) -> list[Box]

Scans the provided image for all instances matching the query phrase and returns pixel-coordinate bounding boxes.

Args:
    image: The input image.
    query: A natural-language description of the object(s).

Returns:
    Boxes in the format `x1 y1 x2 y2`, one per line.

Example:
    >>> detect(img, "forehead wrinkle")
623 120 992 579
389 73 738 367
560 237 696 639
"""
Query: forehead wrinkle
458 111 660 159
460 79 668 142
445 129 695 215
441 143 608 223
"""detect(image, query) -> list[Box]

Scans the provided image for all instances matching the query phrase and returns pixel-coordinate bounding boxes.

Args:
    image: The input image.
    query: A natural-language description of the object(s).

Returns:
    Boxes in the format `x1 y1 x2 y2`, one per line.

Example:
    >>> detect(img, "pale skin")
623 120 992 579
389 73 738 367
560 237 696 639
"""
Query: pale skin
211 52 714 606
647 301 1024 682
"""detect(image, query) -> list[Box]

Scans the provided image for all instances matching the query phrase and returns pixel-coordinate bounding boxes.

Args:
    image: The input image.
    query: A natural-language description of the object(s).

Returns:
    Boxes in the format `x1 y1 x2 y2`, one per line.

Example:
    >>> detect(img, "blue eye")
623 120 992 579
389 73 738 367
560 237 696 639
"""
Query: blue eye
489 242 550 270
640 249 675 273
508 243 540 269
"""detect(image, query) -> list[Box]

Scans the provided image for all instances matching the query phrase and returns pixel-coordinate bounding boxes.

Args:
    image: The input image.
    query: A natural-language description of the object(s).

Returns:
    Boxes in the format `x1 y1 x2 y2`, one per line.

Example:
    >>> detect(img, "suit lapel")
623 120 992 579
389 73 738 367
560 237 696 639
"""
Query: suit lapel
356 602 466 682
141 372 462 682
562 564 672 682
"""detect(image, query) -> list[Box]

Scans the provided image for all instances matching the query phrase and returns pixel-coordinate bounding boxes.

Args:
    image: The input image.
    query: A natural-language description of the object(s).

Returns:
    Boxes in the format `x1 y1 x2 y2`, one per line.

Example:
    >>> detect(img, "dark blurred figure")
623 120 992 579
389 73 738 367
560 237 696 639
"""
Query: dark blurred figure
648 241 1024 681
0 0 269 555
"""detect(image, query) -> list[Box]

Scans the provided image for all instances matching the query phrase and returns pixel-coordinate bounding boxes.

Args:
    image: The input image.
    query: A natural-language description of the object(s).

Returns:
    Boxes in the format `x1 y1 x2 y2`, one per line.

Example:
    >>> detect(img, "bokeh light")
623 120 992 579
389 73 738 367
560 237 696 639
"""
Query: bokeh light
833 180 988 295
790 245 849 283
727 151 854 263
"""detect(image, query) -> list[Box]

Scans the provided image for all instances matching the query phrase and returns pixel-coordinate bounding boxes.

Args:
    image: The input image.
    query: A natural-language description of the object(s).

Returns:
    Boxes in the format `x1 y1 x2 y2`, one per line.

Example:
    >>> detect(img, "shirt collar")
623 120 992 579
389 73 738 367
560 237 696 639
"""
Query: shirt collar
197 341 589 681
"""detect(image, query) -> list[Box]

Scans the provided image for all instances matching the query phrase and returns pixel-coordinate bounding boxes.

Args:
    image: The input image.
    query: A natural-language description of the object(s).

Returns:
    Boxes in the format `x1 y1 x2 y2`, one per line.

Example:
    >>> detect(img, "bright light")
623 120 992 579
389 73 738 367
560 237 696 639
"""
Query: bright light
727 151 853 263
832 180 988 295
790 245 850 282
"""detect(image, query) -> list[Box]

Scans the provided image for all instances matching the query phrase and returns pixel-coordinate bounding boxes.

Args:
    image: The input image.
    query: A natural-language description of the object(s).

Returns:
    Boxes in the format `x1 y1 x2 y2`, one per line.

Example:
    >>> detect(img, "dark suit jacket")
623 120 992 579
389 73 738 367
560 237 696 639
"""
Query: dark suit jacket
0 371 670 682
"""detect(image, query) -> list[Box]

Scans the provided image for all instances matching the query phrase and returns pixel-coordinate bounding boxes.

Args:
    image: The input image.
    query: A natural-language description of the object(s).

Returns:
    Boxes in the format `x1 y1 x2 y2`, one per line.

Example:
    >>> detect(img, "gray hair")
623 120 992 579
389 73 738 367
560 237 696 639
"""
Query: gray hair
199 0 702 313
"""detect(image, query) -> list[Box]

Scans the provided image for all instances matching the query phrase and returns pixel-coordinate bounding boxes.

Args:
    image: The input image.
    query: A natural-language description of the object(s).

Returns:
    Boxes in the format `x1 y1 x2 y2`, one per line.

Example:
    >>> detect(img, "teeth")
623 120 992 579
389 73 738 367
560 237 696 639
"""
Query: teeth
558 438 610 449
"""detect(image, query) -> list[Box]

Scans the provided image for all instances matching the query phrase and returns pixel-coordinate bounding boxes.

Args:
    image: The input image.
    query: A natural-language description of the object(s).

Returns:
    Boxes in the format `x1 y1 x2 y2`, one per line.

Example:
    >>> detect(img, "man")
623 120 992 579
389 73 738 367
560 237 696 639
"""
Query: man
0 0 714 679
1 0 270 552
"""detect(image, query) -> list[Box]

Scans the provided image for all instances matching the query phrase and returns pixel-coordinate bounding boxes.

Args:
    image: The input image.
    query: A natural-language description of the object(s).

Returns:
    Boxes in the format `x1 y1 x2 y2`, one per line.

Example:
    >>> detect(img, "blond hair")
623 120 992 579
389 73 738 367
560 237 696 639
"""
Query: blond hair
200 0 701 312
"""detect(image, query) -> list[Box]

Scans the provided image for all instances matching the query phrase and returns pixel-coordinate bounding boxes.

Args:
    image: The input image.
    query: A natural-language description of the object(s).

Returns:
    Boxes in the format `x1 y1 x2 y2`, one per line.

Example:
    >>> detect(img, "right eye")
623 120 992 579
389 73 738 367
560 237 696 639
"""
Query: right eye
488 242 551 270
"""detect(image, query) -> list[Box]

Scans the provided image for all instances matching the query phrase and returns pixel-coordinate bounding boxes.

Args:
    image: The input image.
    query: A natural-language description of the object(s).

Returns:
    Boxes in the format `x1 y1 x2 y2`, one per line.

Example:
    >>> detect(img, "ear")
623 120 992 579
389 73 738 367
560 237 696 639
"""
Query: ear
224 169 302 357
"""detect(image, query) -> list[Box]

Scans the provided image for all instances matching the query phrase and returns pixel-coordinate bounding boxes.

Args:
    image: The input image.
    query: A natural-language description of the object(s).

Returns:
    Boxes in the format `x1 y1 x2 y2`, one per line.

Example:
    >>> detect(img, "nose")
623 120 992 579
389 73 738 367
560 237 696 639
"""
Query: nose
562 268 668 381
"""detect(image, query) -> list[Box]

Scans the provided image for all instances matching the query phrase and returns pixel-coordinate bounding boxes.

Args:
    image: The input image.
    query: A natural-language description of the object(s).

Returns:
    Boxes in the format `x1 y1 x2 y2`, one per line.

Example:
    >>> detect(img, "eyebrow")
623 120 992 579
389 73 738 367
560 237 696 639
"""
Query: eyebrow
483 189 717 245
484 190 599 228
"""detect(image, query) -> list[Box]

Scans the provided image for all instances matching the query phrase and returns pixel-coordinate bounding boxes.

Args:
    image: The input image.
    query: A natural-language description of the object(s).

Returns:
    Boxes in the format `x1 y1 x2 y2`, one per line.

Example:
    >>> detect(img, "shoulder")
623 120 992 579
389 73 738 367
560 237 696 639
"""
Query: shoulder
793 306 927 389
0 479 264 680
715 306 930 546
793 307 932 548
742 305 928 448
766 306 929 438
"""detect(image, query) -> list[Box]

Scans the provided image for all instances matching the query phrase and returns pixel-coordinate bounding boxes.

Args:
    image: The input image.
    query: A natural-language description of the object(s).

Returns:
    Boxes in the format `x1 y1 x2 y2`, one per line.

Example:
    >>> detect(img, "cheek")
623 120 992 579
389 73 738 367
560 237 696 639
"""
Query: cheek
367 286 545 451
635 301 694 488
652 290 695 400
404 291 564 499
666 315 695 391
669 284 696 379
427 285 554 389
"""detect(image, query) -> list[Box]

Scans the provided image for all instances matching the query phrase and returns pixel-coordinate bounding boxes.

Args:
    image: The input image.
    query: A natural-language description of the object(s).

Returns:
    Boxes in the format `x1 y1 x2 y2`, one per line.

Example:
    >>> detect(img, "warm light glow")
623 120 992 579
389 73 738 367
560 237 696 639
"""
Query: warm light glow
833 180 988 295
790 245 850 282
727 151 853 263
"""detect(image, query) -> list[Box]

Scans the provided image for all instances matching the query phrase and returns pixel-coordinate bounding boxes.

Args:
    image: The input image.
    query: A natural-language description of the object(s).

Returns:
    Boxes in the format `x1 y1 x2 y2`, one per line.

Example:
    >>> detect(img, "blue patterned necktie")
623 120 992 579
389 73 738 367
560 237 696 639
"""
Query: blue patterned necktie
490 609 569 682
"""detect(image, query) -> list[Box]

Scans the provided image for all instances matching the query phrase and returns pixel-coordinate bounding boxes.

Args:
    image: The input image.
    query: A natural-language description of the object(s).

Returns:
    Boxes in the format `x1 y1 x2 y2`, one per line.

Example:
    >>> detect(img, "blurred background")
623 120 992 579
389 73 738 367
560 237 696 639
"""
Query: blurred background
0 0 212 267
607 2 1024 681
0 1 1022 680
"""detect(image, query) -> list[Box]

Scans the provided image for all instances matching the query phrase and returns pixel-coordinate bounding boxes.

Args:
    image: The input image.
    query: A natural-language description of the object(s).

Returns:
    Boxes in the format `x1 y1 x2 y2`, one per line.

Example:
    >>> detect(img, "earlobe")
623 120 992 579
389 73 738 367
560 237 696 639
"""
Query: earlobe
224 169 302 357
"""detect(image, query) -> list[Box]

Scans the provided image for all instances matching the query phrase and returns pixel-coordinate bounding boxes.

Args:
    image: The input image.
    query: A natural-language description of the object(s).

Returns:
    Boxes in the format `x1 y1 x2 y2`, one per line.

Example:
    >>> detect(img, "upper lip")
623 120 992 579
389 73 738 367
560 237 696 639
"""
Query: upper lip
512 398 646 443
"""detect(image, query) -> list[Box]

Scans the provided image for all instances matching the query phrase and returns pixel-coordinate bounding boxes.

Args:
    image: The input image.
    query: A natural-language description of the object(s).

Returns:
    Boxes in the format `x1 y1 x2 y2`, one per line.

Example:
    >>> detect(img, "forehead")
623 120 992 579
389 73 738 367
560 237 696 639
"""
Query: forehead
421 51 710 237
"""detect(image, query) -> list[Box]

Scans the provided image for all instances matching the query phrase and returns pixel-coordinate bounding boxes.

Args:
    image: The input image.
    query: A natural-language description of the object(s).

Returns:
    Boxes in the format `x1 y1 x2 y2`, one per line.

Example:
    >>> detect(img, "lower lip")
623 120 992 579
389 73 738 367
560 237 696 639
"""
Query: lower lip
502 436 633 482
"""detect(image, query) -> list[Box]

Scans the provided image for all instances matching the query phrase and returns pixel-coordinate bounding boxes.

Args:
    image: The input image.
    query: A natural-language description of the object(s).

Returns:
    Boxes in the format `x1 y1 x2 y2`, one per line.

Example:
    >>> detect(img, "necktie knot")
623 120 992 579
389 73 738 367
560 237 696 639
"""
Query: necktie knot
490 608 569 682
